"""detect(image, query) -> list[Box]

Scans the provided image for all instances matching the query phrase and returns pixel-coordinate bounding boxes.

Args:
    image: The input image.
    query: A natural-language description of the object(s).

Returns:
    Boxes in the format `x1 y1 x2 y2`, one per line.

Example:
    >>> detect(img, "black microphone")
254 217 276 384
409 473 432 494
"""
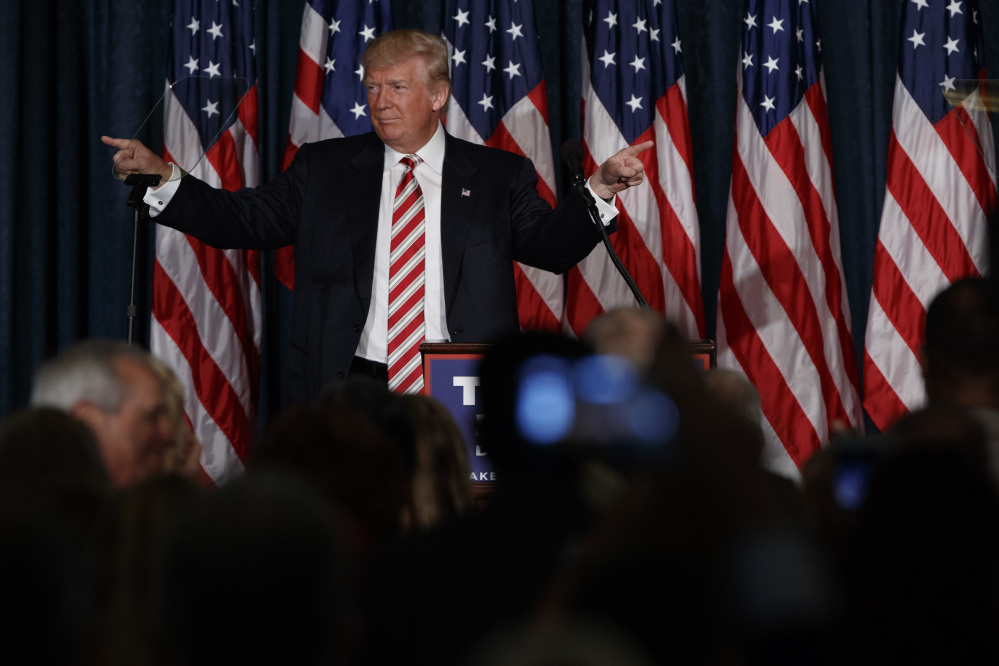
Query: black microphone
560 139 587 188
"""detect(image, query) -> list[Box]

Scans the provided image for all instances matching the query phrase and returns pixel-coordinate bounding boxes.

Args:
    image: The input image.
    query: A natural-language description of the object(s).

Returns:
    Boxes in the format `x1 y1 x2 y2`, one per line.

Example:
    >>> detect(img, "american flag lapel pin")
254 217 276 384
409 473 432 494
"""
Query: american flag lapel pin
461 188 471 198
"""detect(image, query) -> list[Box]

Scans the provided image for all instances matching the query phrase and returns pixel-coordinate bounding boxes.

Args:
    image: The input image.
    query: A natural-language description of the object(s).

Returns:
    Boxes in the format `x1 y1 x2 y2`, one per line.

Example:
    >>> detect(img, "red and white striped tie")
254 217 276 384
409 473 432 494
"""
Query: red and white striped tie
387 154 426 394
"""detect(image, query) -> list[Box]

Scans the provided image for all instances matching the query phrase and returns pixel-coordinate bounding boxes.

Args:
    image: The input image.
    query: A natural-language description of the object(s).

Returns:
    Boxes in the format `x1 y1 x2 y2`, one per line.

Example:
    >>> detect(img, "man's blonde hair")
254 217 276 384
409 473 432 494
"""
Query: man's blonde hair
363 29 451 100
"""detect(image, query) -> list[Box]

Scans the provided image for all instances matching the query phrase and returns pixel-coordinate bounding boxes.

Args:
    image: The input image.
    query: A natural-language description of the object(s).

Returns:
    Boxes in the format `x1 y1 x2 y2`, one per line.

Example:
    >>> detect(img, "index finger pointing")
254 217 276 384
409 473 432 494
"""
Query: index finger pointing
101 136 132 150
621 140 655 158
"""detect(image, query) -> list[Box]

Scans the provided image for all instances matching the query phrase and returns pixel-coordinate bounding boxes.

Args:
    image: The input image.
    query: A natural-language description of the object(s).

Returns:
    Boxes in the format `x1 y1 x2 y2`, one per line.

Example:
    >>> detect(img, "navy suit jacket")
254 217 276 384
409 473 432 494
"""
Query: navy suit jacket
157 131 609 404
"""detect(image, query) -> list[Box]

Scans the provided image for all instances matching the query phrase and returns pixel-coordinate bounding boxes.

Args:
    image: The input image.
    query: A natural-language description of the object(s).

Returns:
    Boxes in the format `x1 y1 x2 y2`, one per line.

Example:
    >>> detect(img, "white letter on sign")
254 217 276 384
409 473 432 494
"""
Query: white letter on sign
453 376 480 406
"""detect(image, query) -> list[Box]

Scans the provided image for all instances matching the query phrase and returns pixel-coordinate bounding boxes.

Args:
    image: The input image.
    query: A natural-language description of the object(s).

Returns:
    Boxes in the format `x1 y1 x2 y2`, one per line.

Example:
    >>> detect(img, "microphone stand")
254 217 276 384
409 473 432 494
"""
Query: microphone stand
570 174 649 309
123 174 161 344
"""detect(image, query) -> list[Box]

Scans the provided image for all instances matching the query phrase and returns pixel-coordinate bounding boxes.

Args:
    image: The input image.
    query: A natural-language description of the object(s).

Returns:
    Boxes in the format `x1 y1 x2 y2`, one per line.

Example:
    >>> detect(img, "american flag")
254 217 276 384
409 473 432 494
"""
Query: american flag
567 0 704 341
277 0 392 290
717 0 861 475
863 0 996 431
443 0 563 332
151 0 262 485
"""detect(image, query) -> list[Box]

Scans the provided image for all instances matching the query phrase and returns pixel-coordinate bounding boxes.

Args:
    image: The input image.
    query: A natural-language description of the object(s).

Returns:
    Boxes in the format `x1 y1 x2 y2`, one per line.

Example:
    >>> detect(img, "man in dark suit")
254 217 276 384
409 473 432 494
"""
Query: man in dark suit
103 29 651 404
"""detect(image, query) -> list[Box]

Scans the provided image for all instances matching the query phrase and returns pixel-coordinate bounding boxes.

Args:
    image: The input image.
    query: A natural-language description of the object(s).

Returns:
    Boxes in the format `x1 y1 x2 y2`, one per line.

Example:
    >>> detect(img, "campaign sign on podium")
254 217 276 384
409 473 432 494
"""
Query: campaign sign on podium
421 343 493 485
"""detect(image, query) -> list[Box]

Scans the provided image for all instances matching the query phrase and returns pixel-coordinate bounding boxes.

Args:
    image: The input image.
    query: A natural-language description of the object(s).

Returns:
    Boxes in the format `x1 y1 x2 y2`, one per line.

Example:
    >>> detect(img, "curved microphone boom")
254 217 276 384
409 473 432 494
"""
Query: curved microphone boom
560 140 649 309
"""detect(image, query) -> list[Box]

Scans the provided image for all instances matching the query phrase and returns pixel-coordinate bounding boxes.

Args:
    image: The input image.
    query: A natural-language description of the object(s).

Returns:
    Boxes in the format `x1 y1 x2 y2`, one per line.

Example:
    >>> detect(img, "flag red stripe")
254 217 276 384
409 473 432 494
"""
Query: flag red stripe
205 132 245 192
862 348 911 432
512 262 560 331
293 46 324 116
720 251 821 465
804 84 835 169
658 84 696 181
153 260 252 462
237 84 260 147
484 122 557 207
565 268 605 336
648 98 706 335
870 239 926 357
606 207 666 312
282 138 301 172
198 468 216 488
935 109 999 216
527 79 550 123
730 145 850 426
885 132 980 281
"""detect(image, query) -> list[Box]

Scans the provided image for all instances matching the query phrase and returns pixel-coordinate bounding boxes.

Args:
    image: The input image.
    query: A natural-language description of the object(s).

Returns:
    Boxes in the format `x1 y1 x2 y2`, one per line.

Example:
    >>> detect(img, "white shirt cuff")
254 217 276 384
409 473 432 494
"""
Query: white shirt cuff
585 179 619 226
142 163 181 217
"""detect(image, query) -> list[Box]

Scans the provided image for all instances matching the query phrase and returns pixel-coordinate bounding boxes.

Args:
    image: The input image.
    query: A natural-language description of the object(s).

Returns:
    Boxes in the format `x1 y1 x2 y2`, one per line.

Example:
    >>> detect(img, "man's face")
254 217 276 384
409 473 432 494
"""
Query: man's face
366 58 447 155
79 358 175 488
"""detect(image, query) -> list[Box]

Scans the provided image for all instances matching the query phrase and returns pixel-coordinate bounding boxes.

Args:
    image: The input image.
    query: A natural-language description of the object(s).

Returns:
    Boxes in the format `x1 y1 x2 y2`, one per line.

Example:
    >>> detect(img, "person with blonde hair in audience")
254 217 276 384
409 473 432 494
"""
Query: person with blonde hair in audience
147 356 203 481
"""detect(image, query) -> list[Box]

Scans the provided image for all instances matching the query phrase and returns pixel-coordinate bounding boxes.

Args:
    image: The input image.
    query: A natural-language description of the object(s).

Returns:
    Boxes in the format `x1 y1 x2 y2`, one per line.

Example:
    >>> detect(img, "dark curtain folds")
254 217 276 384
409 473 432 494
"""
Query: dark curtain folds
2 0 998 430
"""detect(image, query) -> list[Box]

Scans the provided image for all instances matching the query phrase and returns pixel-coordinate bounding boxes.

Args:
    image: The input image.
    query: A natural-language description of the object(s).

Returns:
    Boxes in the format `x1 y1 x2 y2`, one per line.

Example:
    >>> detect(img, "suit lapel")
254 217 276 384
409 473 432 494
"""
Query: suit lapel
440 134 480 314
345 134 385 312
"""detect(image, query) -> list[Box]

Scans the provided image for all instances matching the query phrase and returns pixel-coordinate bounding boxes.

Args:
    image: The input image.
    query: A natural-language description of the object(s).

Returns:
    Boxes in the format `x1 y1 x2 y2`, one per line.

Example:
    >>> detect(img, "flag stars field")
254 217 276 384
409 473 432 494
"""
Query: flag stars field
444 0 566 332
